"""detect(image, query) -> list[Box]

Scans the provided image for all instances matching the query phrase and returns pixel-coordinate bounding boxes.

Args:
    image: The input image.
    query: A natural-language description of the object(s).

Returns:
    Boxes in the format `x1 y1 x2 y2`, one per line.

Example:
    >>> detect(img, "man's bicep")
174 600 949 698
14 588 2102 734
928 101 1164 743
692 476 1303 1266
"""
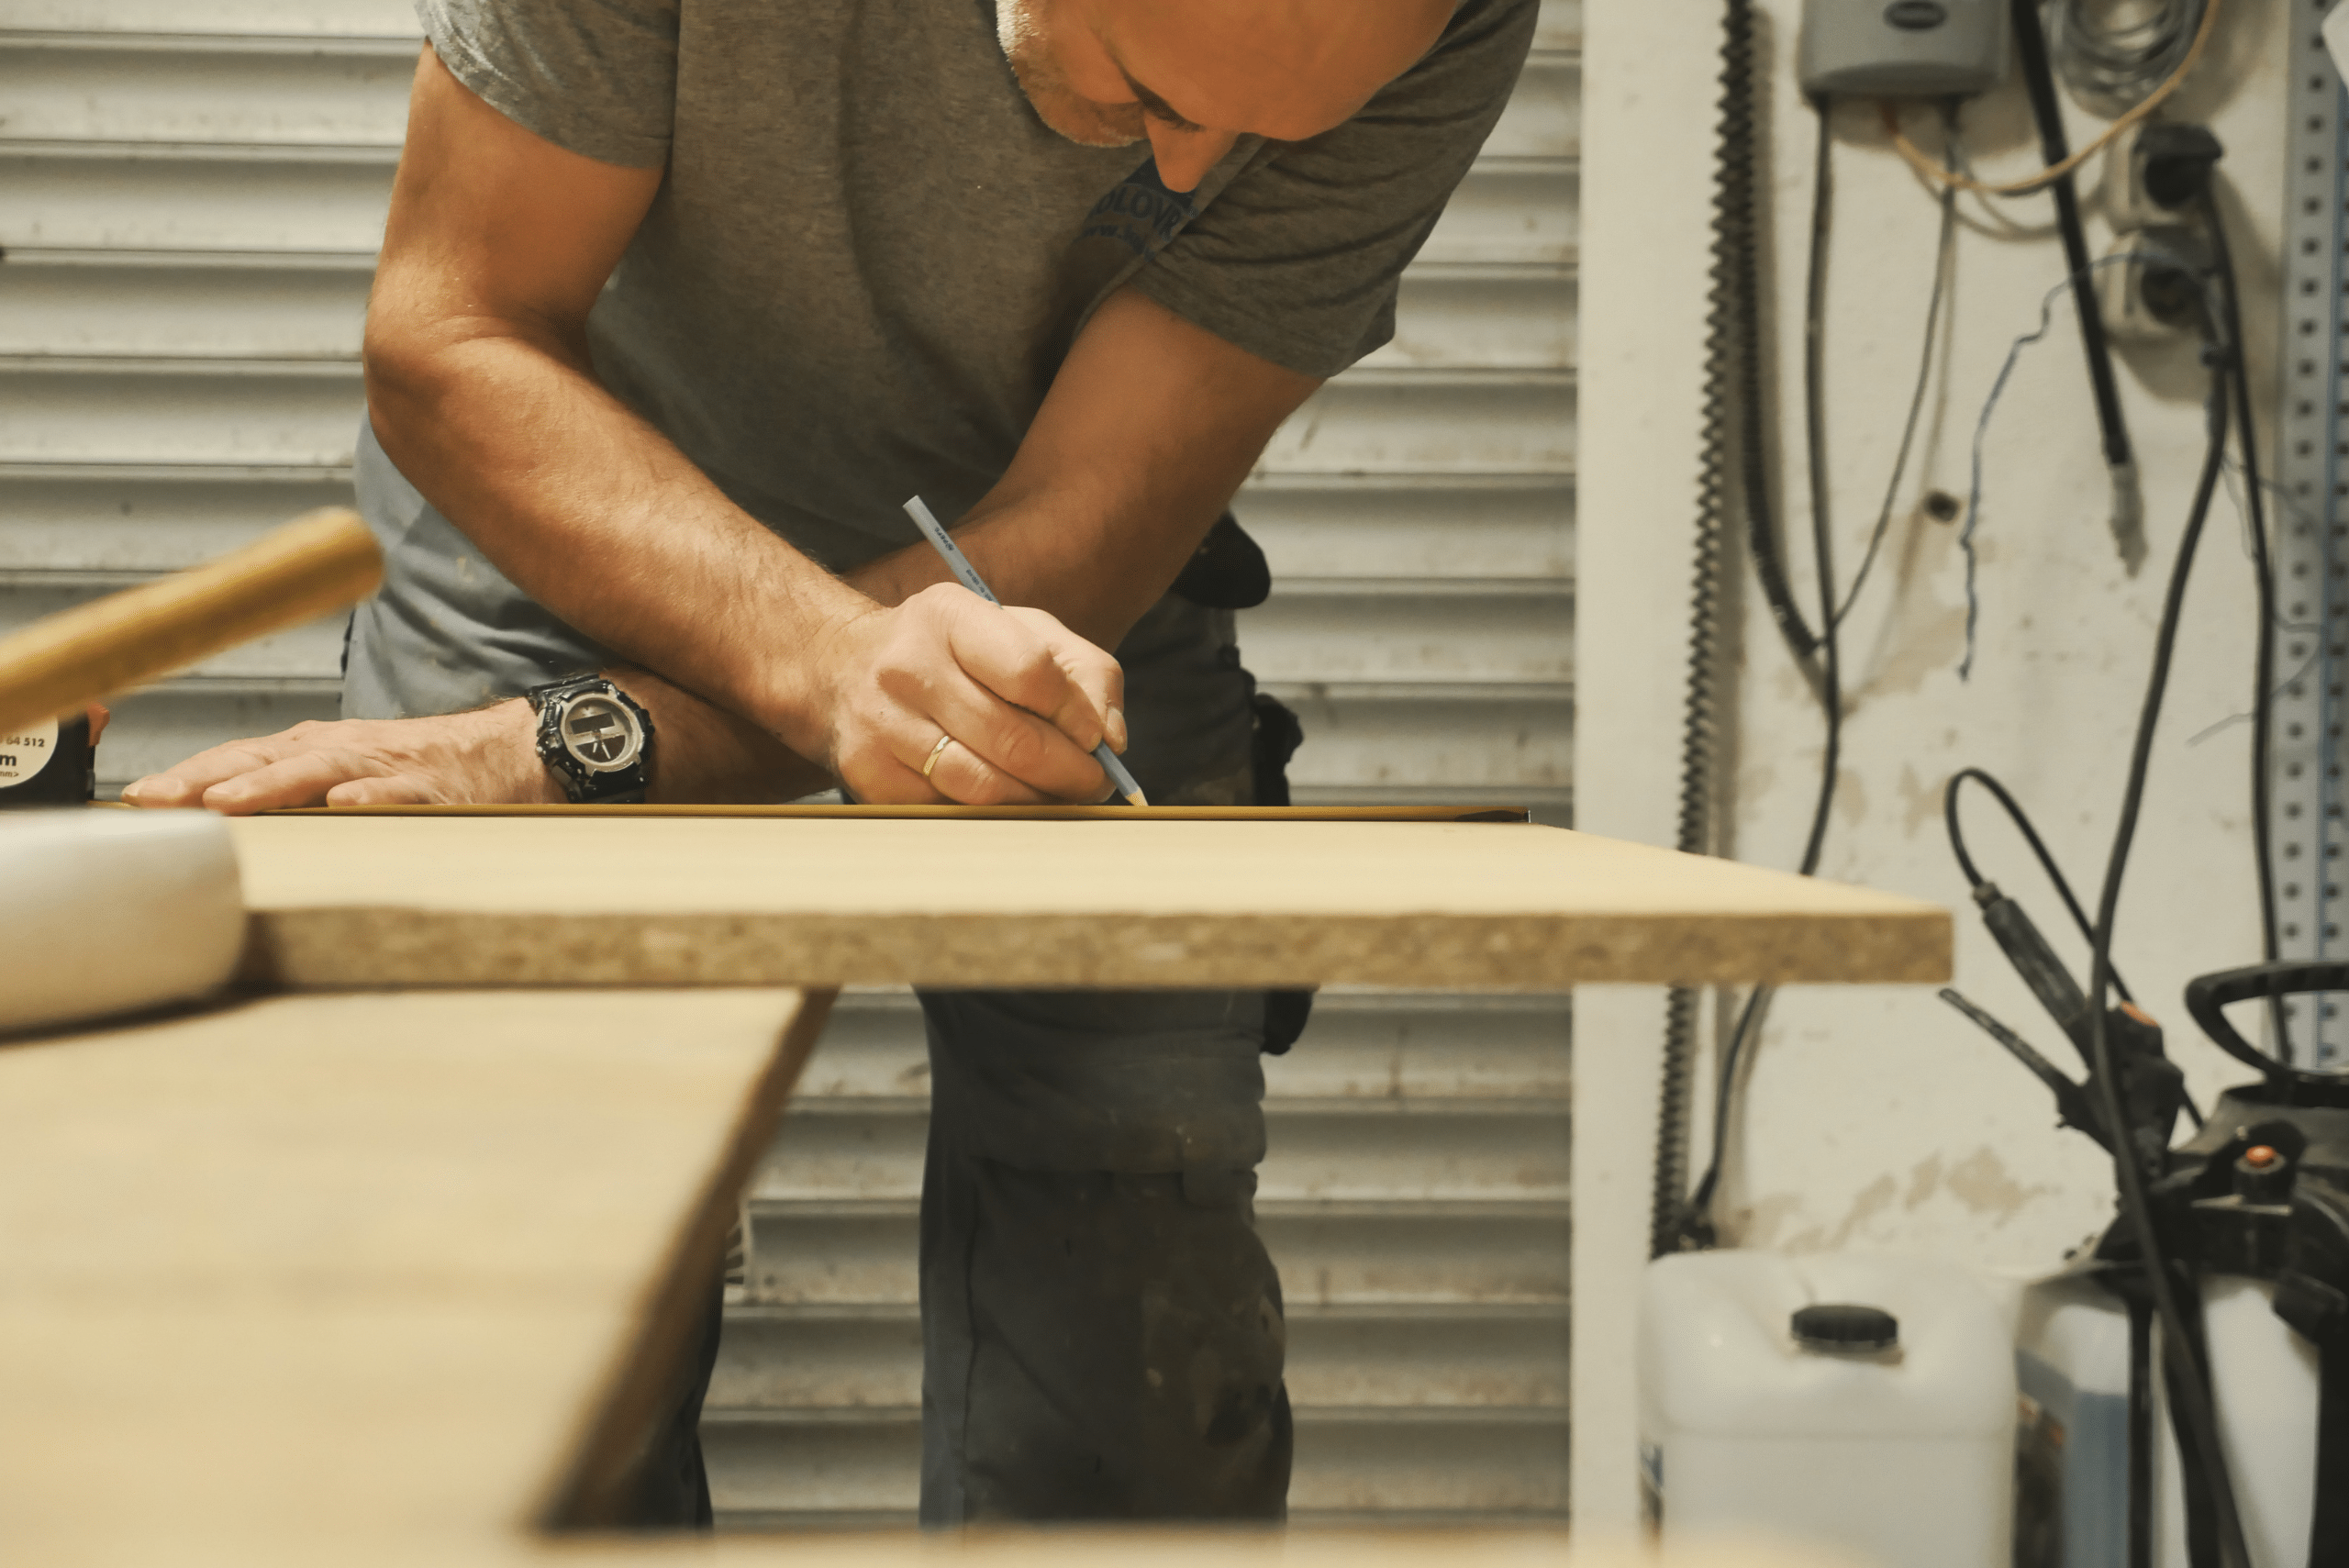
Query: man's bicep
855 291 1318 647
370 46 662 350
1011 289 1321 514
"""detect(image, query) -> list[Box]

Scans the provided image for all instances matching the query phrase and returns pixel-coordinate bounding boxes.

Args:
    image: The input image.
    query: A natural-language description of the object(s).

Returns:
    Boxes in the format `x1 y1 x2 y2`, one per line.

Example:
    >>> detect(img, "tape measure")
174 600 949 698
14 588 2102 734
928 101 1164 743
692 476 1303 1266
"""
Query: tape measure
0 714 95 807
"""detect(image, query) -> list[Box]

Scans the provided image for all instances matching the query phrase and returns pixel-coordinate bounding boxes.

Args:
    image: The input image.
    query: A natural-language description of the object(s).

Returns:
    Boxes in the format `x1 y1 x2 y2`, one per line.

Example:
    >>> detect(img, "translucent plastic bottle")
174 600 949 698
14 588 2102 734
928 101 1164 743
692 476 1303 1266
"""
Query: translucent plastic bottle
1638 1250 2015 1566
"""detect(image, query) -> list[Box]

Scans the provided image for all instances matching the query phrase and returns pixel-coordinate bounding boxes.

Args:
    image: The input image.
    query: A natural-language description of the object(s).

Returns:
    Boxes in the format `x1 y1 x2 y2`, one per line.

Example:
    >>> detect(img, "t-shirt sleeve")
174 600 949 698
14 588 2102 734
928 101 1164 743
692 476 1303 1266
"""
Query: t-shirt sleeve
1134 0 1540 381
413 0 679 169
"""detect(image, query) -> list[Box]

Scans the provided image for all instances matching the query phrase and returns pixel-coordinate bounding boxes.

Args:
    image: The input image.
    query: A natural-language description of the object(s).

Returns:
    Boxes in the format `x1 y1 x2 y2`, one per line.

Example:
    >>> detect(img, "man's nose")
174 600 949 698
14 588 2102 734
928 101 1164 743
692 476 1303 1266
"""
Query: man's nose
1146 123 1240 195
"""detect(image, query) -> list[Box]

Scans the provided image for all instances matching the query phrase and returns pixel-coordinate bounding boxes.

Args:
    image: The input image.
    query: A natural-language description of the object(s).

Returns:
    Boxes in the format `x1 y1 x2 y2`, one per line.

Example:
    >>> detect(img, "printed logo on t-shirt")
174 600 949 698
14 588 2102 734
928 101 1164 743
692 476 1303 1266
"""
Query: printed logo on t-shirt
1076 159 1198 261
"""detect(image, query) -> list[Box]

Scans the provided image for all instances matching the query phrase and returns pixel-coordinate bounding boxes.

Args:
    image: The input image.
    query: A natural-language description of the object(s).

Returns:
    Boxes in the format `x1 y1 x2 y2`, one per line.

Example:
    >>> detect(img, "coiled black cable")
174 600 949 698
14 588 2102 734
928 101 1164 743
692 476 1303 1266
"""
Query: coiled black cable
2048 0 2208 118
1650 0 1755 1260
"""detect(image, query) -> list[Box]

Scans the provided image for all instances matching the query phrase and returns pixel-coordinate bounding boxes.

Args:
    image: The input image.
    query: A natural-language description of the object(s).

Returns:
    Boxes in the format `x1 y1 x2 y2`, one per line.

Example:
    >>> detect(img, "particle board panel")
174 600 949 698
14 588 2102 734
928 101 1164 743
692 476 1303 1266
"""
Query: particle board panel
0 986 831 1559
225 814 1950 991
0 1525 1842 1568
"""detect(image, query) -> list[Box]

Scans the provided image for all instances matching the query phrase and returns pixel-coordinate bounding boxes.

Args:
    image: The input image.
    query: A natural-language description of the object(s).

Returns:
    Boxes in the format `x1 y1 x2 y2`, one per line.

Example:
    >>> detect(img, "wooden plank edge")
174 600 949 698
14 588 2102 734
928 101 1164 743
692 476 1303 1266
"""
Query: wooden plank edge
257 804 1536 822
240 908 1954 990
533 987 840 1530
518 1527 1850 1566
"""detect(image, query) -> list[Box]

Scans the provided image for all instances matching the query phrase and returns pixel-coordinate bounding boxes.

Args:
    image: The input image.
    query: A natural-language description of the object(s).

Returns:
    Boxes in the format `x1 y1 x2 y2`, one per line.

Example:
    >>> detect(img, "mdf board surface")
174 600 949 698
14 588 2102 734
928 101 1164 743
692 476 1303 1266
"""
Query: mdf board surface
228 816 1952 989
0 1525 1836 1568
538 1534 1854 1568
0 987 828 1559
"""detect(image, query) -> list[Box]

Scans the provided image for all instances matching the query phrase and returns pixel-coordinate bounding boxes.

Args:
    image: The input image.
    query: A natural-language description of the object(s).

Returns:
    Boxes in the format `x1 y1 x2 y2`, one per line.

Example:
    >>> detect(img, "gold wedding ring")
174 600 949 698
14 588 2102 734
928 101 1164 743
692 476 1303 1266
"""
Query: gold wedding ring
920 733 954 781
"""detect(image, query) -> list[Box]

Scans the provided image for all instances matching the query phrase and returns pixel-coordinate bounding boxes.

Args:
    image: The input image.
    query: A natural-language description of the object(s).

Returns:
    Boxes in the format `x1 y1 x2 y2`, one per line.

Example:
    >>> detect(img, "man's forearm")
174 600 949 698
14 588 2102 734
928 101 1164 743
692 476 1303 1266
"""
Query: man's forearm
366 323 868 762
606 667 831 803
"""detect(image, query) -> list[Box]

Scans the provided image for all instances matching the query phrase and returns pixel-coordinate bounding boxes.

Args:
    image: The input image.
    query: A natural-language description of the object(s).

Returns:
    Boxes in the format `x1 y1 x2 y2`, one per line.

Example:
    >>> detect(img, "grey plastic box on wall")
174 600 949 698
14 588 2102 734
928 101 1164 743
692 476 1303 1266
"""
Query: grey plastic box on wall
1797 0 2010 100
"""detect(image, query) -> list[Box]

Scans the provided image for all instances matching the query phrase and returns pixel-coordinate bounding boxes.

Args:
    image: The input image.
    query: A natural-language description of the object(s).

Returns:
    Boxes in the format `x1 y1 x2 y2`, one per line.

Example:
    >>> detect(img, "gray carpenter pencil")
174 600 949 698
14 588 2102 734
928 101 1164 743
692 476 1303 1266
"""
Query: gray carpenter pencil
901 495 1150 807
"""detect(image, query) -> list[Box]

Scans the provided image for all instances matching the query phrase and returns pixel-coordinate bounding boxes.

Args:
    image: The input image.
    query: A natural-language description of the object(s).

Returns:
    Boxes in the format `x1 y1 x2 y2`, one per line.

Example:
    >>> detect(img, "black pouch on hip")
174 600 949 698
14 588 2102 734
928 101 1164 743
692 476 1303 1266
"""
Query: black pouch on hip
1250 690 1314 1054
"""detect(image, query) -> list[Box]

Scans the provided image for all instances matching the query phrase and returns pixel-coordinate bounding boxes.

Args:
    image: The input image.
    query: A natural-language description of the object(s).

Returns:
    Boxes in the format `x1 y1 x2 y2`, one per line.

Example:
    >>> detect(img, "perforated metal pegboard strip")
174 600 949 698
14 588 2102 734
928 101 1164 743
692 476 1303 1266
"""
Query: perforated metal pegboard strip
2268 0 2349 1067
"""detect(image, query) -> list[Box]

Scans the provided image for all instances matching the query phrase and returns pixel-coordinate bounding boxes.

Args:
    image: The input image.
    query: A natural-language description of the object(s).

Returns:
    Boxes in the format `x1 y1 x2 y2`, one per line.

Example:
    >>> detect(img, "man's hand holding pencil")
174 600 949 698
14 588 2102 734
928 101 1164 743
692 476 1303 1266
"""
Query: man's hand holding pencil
806 572 1135 807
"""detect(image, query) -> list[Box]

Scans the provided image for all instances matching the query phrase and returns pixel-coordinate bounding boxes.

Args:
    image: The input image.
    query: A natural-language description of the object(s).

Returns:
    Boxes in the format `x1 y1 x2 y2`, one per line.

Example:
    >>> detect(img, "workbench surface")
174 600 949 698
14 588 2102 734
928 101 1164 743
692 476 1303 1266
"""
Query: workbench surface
0 987 828 1558
228 815 1950 990
0 962 1870 1567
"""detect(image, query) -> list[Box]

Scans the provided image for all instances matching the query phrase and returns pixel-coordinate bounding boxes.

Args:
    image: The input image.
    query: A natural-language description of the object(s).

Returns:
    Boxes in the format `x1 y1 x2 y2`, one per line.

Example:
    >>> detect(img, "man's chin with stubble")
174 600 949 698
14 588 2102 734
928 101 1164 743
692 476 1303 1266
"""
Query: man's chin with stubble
996 0 1147 148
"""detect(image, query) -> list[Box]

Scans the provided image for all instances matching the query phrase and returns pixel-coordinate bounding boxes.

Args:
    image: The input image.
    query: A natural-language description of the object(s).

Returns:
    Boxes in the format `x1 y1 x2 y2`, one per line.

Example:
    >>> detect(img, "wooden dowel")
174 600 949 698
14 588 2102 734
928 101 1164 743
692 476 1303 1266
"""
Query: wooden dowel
0 508 383 737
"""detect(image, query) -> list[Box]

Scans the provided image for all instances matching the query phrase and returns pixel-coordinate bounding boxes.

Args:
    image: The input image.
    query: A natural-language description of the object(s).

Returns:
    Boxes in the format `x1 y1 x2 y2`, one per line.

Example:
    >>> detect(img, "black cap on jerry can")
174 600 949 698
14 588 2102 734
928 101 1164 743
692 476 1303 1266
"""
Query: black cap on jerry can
1790 1303 1901 1353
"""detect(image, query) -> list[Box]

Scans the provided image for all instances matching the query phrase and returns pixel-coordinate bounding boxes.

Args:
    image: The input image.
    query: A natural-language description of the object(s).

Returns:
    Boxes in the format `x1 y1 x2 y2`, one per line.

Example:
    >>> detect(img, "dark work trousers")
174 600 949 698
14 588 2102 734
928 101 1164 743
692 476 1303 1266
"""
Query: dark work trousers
914 987 1291 1523
916 596 1290 1523
615 1277 722 1527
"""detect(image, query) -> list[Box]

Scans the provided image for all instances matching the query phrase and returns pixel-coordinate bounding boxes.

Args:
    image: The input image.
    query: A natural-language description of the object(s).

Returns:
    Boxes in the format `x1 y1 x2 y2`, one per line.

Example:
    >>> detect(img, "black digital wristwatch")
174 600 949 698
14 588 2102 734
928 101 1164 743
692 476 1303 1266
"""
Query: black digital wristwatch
527 674 654 805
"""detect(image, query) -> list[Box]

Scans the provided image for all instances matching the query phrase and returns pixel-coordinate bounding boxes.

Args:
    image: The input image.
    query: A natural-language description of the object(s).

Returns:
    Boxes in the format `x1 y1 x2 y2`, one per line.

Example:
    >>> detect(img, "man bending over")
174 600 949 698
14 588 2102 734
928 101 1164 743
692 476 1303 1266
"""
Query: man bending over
129 0 1535 1526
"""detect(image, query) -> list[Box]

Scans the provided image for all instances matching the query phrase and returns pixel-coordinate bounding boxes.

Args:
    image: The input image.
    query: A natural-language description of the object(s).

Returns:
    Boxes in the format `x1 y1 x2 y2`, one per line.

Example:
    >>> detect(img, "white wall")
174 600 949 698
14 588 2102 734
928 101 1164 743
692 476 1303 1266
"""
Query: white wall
1574 0 2288 1532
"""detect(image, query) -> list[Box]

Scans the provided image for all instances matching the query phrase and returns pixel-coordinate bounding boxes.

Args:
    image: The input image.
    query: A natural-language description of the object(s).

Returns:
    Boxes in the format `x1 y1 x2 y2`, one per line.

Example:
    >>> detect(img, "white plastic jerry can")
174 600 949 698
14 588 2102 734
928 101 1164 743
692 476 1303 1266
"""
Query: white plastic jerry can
1638 1250 2016 1568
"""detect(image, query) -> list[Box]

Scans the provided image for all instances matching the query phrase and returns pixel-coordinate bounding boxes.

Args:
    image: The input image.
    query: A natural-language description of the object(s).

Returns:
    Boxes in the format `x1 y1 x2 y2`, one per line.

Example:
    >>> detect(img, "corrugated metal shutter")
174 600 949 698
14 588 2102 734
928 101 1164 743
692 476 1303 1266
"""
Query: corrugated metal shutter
0 0 1574 1527
0 1 414 784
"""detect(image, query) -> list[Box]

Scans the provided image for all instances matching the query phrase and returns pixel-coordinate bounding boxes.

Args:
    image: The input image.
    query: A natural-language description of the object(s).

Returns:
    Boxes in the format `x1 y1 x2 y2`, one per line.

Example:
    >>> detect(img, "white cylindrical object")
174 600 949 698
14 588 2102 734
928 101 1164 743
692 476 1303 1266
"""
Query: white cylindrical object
0 810 244 1035
1639 1250 2016 1567
2155 1275 2319 1568
2017 1266 2321 1568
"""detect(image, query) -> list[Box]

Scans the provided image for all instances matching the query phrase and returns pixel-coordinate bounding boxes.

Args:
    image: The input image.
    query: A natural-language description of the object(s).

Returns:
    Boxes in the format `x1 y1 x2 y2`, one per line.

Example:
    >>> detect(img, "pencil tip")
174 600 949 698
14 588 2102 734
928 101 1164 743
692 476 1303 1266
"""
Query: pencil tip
1128 788 1150 808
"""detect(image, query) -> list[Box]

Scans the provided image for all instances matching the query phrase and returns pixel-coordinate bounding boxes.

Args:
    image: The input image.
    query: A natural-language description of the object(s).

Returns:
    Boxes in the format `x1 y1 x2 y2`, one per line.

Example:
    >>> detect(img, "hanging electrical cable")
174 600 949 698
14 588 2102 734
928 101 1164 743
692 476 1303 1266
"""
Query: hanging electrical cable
1665 86 1971 1251
1796 98 1842 879
2199 184 2288 1052
1836 106 1958 629
1931 163 2276 1564
1672 96 1856 1251
1737 68 1819 671
2077 335 2254 1568
1944 766 2136 1005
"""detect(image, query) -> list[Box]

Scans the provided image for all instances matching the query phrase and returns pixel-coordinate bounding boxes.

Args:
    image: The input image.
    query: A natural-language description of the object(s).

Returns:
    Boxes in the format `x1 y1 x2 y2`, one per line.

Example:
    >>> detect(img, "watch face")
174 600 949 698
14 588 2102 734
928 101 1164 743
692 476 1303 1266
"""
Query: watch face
558 694 642 773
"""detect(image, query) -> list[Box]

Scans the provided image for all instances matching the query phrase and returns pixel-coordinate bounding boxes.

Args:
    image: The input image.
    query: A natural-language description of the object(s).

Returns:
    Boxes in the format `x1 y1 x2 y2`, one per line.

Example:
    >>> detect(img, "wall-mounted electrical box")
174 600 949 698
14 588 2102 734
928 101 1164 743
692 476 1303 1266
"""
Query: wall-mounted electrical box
1798 0 2010 100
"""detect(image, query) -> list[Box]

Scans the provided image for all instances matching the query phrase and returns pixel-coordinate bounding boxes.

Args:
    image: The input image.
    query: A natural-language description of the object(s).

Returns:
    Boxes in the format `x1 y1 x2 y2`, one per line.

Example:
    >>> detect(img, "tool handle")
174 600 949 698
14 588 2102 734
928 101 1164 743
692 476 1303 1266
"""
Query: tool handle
0 507 383 737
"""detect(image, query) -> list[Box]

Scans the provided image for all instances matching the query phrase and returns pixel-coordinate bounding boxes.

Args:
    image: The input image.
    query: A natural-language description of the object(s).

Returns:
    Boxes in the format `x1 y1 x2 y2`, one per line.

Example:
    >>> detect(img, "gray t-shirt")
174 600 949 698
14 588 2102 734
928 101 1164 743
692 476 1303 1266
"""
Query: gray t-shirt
346 0 1534 726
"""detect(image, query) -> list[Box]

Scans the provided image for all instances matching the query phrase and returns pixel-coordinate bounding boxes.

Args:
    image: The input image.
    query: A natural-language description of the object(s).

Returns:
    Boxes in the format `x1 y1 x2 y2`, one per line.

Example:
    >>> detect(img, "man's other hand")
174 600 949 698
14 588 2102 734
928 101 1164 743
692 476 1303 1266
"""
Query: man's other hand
817 582 1128 805
121 702 554 815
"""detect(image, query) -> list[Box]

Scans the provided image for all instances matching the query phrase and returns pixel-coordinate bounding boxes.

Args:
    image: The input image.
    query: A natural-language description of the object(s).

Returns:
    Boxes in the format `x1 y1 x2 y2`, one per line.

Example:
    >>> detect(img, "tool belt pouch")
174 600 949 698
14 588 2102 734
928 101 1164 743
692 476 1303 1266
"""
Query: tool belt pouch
1172 514 1273 610
1250 691 1314 1054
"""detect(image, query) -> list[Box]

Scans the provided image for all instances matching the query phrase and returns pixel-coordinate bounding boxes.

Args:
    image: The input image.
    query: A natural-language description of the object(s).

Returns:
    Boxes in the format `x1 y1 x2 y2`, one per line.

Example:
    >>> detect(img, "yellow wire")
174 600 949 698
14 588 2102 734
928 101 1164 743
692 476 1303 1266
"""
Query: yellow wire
1881 0 2222 197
